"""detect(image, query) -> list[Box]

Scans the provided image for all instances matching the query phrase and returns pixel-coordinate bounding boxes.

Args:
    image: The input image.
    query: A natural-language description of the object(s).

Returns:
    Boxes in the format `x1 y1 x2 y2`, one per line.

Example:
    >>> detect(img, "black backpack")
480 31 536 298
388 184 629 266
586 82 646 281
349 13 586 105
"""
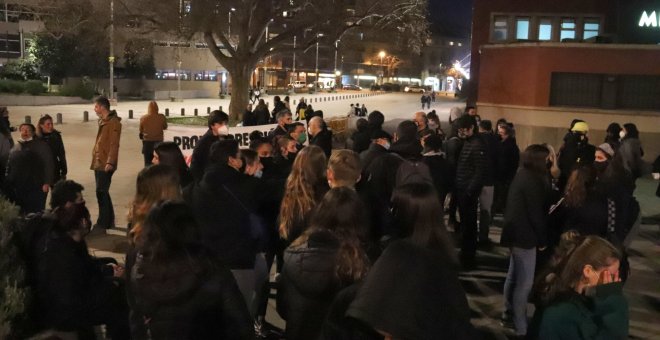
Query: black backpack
394 155 433 188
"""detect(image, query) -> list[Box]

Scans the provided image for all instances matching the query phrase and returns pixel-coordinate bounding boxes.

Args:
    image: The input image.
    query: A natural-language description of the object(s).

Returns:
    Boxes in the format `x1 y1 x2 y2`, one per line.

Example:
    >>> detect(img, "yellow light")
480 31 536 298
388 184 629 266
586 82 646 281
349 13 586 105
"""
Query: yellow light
378 51 386 58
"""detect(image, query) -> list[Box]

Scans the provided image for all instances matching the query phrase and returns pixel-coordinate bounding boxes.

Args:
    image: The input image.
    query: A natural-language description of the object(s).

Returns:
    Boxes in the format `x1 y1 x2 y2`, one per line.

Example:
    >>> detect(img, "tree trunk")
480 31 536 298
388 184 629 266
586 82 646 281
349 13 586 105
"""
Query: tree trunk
228 64 252 123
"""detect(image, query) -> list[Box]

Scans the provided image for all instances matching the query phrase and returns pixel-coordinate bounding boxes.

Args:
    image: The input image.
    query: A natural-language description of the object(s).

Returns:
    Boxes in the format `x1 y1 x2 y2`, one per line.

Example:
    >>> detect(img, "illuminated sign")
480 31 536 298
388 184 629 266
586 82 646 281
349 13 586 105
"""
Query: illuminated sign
639 11 658 27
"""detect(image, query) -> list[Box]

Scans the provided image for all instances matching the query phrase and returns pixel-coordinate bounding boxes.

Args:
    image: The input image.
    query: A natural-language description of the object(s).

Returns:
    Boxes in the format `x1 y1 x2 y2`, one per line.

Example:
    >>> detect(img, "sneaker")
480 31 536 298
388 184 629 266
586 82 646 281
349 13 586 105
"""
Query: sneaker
500 313 515 329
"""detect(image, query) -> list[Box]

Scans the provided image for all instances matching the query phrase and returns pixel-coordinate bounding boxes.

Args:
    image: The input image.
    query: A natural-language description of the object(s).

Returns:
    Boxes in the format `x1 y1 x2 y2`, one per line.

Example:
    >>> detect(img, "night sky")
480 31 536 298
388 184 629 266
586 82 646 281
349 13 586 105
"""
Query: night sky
428 0 473 38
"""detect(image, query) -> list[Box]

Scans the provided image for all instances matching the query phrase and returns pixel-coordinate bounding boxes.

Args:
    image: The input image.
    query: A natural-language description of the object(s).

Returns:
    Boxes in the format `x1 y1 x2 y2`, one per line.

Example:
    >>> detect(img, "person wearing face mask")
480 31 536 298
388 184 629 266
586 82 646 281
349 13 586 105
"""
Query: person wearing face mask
37 114 68 182
268 111 293 142
190 110 230 182
5 123 55 215
185 139 269 317
287 122 307 151
557 121 596 192
615 123 645 183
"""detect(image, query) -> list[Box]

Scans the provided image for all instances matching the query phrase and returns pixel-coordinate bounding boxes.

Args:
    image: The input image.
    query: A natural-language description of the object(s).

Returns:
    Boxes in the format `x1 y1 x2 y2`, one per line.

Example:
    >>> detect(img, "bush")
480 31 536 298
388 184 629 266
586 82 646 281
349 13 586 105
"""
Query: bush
59 82 95 100
24 81 46 95
0 79 25 94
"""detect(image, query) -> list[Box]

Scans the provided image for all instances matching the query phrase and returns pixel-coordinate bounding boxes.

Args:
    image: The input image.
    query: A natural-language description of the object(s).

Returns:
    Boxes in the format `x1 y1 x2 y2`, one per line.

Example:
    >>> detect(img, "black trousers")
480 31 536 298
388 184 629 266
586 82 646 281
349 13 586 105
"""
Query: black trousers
458 191 480 260
142 141 158 167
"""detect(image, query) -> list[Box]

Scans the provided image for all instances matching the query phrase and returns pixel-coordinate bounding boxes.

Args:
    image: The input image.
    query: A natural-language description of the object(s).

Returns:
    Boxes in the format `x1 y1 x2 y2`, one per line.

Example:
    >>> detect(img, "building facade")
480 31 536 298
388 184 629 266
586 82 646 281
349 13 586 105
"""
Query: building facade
470 0 660 161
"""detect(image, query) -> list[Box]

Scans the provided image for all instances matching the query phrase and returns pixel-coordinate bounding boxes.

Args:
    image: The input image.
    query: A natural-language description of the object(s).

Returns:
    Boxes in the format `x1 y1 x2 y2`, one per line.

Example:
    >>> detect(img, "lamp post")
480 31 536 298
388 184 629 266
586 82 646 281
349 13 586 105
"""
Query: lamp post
292 35 296 86
109 0 114 101
228 7 235 39
315 33 323 92
334 40 339 89
378 51 386 85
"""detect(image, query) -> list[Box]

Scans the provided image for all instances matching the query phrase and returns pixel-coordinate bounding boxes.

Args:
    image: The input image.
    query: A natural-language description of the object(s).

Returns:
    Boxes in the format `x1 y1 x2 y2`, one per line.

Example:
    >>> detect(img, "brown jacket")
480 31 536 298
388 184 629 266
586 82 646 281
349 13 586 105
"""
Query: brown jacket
91 112 122 170
139 112 167 142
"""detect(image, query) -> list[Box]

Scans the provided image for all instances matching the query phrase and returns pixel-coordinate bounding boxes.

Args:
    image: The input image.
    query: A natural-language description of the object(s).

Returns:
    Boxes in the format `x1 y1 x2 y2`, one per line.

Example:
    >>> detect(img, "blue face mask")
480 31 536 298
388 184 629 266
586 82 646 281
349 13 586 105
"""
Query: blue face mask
254 169 263 178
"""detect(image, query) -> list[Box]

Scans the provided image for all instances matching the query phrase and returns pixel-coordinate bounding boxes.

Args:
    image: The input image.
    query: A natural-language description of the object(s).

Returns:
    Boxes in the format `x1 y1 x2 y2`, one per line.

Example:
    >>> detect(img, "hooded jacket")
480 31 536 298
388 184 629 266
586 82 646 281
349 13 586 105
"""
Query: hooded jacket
40 130 67 181
91 111 122 170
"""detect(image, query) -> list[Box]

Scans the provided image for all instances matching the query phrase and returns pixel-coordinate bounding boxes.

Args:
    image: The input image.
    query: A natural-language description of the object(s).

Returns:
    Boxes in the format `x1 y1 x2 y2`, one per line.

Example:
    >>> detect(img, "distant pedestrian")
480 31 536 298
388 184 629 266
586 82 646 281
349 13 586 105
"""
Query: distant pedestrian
37 114 67 182
90 96 122 233
243 103 257 126
139 101 167 166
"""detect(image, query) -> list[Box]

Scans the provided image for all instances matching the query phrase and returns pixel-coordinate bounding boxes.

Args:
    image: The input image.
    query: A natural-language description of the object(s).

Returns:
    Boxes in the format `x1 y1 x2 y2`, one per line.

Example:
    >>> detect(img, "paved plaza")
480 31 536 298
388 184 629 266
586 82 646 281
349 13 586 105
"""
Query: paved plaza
6 92 660 339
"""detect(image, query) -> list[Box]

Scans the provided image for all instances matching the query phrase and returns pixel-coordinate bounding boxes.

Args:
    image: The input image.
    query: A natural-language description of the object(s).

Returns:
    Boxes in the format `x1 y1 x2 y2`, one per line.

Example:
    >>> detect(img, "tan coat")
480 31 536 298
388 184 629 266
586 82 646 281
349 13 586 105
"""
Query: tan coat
139 112 167 142
91 113 122 170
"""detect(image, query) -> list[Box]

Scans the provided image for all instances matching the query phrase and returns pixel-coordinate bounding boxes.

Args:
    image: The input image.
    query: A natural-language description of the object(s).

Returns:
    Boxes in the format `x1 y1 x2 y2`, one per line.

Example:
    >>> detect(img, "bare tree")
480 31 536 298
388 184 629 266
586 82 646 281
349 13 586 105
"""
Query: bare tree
125 0 429 121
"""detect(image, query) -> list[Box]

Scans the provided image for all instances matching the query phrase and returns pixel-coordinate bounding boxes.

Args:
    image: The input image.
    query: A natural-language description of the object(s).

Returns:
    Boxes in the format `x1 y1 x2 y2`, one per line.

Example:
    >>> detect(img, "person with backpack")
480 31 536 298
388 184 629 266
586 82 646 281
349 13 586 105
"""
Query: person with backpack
454 116 487 268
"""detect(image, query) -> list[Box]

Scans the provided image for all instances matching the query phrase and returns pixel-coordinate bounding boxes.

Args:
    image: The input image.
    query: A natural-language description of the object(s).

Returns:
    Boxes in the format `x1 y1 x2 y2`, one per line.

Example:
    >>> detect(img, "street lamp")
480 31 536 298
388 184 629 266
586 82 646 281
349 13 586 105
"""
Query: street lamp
315 33 324 92
228 7 236 39
109 0 115 101
379 51 386 85
334 40 339 89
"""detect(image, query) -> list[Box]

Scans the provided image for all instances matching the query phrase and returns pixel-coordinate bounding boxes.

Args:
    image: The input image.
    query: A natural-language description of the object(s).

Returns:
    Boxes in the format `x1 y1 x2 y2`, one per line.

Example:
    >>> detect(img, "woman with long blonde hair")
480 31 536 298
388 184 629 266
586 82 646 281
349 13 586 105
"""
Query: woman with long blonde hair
278 145 328 243
127 164 182 245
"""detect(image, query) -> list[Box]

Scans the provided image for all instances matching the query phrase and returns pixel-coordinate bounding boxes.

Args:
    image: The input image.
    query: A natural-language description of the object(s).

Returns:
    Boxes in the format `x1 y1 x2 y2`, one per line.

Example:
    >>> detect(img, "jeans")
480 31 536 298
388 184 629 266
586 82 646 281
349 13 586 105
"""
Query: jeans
503 247 536 336
142 141 157 167
479 185 494 242
458 191 480 260
94 170 115 228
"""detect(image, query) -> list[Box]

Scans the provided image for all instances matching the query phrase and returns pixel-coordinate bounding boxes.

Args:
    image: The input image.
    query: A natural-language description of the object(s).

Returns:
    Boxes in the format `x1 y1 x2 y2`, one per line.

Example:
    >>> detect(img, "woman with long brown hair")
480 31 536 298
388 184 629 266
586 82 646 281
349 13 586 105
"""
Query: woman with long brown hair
278 145 328 243
530 232 627 339
278 187 370 340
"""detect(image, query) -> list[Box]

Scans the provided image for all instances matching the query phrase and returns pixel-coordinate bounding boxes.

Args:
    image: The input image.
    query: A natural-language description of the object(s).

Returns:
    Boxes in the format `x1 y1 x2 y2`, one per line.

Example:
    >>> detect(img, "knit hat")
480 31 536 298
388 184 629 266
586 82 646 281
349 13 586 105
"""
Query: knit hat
598 143 615 158
571 122 589 133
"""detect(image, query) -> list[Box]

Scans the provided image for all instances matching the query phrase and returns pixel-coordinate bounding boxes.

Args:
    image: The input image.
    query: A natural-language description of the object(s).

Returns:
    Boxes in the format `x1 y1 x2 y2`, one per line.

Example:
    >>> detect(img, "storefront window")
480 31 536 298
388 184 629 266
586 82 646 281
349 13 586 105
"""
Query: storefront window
516 18 530 39
583 19 600 39
493 16 509 41
538 18 553 40
560 18 576 41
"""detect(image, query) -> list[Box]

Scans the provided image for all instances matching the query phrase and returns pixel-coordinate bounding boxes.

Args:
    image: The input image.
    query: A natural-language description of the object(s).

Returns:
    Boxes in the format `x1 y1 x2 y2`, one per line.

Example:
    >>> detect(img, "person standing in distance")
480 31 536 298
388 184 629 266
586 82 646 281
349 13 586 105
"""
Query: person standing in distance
139 101 167 167
90 96 121 235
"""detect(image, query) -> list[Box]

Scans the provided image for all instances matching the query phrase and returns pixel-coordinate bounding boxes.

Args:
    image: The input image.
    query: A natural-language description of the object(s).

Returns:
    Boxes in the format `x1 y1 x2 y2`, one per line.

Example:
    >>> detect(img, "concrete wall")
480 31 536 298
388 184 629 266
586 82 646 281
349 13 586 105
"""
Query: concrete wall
478 44 660 107
477 102 660 162
0 94 89 106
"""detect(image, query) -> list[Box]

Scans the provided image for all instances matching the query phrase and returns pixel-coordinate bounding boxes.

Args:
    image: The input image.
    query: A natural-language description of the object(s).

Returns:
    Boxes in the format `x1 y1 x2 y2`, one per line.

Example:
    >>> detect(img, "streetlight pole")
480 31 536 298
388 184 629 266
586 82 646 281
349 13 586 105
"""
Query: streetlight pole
378 51 386 85
109 0 114 101
264 23 269 90
292 36 296 85
315 41 319 92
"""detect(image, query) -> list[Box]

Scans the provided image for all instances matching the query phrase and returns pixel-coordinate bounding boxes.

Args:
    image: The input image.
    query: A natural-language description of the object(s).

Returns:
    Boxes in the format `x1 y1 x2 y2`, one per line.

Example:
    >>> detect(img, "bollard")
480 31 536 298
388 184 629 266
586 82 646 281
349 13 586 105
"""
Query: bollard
207 107 211 114
24 115 31 124
128 110 134 119
56 113 63 124
194 108 198 116
165 108 170 116
83 111 89 122
181 108 185 116
219 106 223 111
293 100 296 105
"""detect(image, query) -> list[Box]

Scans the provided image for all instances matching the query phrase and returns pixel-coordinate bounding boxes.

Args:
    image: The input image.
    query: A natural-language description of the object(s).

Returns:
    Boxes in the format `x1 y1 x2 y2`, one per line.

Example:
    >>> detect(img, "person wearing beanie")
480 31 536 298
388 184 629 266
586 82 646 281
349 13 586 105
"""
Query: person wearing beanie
557 120 596 192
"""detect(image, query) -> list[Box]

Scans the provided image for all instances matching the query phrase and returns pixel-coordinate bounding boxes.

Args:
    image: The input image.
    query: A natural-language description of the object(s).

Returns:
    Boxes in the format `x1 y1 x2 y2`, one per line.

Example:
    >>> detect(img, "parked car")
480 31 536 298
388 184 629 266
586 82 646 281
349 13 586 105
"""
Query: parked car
342 84 362 91
404 84 425 93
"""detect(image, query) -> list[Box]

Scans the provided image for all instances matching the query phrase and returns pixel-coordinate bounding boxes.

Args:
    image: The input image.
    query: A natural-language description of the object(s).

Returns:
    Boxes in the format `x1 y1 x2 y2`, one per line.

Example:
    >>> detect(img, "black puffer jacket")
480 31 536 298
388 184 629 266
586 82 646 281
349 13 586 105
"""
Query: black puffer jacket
127 249 253 340
455 134 487 196
310 129 333 158
480 132 499 186
497 137 520 183
277 230 345 340
501 168 551 248
40 130 67 182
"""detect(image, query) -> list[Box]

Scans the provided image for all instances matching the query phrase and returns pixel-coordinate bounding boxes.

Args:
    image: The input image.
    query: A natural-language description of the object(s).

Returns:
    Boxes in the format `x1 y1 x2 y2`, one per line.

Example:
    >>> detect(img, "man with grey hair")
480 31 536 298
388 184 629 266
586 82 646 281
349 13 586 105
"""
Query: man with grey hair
267 110 292 141
308 116 332 157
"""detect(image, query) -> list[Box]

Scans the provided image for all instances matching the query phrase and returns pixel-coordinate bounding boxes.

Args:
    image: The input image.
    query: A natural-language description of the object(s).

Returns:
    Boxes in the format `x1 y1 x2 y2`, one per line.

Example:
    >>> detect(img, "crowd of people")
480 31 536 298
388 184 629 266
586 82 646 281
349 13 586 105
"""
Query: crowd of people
0 96 653 340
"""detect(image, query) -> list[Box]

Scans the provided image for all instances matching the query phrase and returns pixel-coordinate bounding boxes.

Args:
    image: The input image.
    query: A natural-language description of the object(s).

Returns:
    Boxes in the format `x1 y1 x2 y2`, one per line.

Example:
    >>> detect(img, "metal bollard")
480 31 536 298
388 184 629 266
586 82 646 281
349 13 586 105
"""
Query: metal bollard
194 108 198 116
165 108 170 116
181 108 185 116
83 111 89 122
128 110 134 119
24 115 31 124
207 107 211 114
56 113 63 124
293 100 296 105
219 106 223 111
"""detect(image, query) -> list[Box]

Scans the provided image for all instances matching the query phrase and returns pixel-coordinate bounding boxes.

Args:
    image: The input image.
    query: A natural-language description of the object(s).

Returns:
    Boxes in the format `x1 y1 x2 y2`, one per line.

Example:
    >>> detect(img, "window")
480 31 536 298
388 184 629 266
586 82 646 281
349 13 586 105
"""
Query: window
449 41 454 46
538 18 553 41
493 16 508 41
516 17 530 40
560 18 576 41
458 42 462 46
583 19 600 39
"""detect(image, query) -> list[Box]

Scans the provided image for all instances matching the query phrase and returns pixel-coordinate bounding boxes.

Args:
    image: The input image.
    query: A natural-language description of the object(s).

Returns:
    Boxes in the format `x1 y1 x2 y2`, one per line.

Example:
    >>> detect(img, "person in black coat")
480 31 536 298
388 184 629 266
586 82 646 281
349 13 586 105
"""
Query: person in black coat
253 99 270 125
422 134 451 209
37 114 67 182
561 166 609 237
350 118 371 154
478 120 499 244
278 187 370 340
390 120 422 161
267 111 292 141
557 121 596 191
32 203 129 339
443 130 464 227
347 183 475 340
189 110 229 181
494 123 519 214
308 116 333 158
500 144 552 337
127 201 253 340
271 96 286 122
242 103 257 126
454 116 487 265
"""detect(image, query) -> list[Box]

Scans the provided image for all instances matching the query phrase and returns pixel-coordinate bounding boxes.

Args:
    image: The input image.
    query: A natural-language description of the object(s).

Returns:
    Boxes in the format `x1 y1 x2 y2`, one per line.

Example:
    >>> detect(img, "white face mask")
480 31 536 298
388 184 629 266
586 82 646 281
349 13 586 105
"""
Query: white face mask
619 130 626 139
254 169 263 178
383 141 391 150
217 124 229 136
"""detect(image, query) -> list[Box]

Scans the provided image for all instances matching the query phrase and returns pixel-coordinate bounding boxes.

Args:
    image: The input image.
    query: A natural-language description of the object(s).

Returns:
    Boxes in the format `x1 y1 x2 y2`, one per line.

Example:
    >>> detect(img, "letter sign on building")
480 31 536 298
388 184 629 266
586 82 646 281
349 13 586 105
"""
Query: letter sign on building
639 11 658 27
